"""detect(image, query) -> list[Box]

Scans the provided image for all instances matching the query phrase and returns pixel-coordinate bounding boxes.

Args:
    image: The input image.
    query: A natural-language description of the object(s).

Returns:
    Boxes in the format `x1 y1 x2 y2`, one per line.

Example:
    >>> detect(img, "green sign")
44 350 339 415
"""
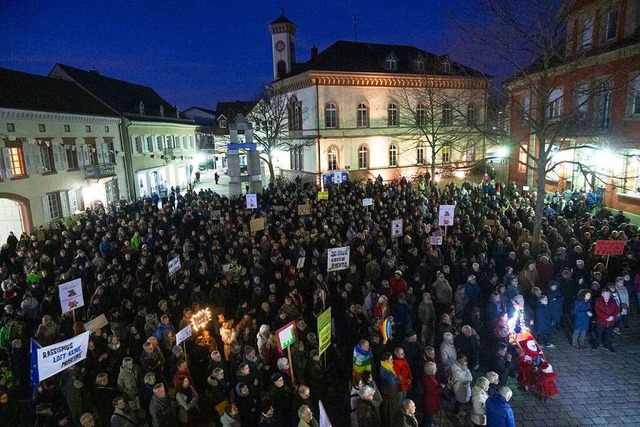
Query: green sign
317 308 332 355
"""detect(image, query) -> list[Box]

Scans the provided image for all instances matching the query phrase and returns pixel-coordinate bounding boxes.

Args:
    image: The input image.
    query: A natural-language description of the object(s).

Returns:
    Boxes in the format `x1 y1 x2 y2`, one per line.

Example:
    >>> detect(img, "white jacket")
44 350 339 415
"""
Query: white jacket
470 385 489 425
450 361 472 403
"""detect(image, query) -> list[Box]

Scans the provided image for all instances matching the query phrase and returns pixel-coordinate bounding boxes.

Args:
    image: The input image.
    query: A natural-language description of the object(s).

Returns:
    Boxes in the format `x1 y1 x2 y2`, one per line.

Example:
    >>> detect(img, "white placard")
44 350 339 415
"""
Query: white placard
430 235 443 245
176 325 192 346
332 172 342 184
327 246 350 272
222 263 232 273
391 219 403 238
362 198 373 207
168 256 182 277
297 257 305 269
319 400 332 427
246 193 258 209
438 204 455 226
58 278 84 314
36 331 90 382
523 186 530 191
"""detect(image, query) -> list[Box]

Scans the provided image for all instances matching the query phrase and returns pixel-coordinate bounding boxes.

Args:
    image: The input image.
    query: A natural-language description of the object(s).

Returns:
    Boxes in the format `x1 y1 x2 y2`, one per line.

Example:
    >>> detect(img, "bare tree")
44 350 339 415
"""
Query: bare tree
248 82 312 183
389 80 489 181
454 0 638 254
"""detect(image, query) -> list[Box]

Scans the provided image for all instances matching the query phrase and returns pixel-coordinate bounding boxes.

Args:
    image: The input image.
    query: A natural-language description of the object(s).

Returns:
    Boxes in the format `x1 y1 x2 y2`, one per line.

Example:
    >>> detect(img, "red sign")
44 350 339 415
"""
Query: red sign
595 240 626 256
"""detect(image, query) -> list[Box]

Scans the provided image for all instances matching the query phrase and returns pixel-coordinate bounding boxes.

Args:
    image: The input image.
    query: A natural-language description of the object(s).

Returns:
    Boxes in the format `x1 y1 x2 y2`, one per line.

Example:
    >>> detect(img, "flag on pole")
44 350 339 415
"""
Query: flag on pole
30 338 42 392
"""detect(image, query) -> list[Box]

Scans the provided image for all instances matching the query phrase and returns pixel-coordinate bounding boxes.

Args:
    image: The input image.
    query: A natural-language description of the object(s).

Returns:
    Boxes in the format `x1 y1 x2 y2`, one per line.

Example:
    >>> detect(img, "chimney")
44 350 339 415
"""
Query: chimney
175 105 180 118
90 67 100 75
311 45 318 59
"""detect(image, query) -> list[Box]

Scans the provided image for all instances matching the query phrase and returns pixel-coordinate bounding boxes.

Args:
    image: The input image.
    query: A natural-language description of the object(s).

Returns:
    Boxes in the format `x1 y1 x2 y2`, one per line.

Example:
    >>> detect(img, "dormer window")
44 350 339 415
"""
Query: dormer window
219 119 227 129
415 57 425 72
442 58 451 72
385 54 397 71
139 101 145 115
160 105 165 117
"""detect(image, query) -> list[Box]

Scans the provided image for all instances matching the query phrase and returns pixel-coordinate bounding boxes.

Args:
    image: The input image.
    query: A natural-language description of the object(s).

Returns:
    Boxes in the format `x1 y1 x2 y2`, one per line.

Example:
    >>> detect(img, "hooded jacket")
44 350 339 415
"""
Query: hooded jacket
486 394 515 427
470 385 489 425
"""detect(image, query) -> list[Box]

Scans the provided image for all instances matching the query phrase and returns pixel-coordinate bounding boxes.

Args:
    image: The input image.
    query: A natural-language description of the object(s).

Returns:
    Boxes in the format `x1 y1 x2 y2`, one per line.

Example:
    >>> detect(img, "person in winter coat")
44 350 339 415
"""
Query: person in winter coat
110 396 139 427
615 277 630 330
486 386 516 427
572 290 592 348
354 385 381 427
545 281 564 328
535 296 555 348
417 292 436 347
149 383 178 427
450 355 473 417
421 362 440 427
117 358 141 412
470 377 490 426
485 371 500 396
379 352 401 427
439 332 457 379
220 404 242 427
175 376 200 426
398 399 418 427
393 347 413 401
591 287 620 352
268 373 293 425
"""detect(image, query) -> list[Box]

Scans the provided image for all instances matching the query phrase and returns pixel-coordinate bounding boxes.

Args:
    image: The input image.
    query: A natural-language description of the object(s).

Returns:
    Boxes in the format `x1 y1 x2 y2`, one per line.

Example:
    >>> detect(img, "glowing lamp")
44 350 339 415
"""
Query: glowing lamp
190 308 212 332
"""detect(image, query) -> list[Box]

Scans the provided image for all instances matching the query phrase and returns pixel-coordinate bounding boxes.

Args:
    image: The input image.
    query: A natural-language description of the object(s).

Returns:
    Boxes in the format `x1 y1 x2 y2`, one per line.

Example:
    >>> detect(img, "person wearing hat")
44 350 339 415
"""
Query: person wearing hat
268 372 292 425
389 270 408 300
591 286 620 352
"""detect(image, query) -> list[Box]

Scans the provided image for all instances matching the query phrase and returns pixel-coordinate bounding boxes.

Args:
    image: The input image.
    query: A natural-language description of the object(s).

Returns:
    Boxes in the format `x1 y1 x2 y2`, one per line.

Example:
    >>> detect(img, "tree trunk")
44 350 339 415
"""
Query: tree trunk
531 147 547 257
267 154 275 183
431 151 437 184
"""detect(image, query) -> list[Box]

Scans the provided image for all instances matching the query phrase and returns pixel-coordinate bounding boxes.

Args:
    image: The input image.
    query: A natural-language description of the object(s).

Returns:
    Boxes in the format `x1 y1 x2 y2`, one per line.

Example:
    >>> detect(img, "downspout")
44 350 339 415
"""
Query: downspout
119 118 135 201
315 79 321 186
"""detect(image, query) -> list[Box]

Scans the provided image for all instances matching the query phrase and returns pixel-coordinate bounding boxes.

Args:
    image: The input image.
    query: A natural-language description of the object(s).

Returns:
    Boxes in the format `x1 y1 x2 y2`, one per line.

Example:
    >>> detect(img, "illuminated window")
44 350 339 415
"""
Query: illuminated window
518 147 528 173
358 145 369 169
8 147 26 176
389 144 398 167
417 143 424 164
327 146 338 170
441 147 450 163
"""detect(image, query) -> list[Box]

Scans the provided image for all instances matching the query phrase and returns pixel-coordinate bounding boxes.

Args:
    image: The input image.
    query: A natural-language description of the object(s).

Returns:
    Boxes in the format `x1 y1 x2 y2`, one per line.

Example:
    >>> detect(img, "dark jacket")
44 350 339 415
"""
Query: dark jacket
535 302 554 333
486 394 515 427
572 299 591 331
355 398 381 427
149 395 178 427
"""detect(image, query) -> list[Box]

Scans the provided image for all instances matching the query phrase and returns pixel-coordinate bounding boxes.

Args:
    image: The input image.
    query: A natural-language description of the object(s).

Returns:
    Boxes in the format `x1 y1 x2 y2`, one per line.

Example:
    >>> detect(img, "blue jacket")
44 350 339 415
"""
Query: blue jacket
464 282 481 305
379 365 399 389
535 302 554 333
546 287 564 318
573 299 591 331
486 394 516 427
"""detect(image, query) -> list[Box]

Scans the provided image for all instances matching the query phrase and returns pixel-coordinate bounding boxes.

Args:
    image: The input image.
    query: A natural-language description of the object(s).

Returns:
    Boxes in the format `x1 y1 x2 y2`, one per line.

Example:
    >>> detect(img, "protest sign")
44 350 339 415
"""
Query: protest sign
296 257 305 269
317 191 329 200
246 193 257 209
595 240 626 256
250 217 265 233
35 332 90 382
327 246 350 272
391 219 403 237
83 314 108 333
317 308 332 355
438 204 455 226
168 256 181 277
275 321 297 352
298 204 311 215
58 279 84 314
176 325 192 346
362 198 373 207
430 235 443 245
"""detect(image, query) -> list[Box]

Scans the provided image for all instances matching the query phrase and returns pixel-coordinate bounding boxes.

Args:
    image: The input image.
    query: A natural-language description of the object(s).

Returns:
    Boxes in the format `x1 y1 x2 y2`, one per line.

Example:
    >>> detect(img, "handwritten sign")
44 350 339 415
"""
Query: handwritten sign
317 308 332 355
250 217 265 233
327 246 350 272
595 240 626 256
298 204 311 215
246 193 258 209
58 279 84 314
83 314 108 333
176 325 192 346
317 191 329 201
362 198 373 207
438 204 455 226
391 219 403 238
36 332 90 382
168 255 182 277
430 235 443 246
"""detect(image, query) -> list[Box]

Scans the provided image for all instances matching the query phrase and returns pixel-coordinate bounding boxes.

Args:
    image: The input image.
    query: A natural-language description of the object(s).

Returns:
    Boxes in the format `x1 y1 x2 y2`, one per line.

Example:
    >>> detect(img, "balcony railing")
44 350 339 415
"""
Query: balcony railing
84 163 115 179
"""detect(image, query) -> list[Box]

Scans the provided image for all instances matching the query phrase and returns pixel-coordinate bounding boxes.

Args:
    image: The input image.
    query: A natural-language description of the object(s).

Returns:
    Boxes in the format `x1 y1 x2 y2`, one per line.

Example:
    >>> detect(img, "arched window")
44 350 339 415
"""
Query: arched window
288 97 302 130
327 146 338 170
325 103 338 128
357 103 369 128
387 103 399 127
358 145 369 169
389 144 398 167
416 103 426 126
467 103 478 125
417 143 425 164
386 55 397 71
276 61 287 79
442 102 453 125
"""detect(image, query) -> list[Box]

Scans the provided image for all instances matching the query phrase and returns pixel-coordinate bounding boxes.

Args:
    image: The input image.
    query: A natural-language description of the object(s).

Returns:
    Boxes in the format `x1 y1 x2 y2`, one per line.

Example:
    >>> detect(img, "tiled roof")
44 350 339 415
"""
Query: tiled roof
0 67 118 117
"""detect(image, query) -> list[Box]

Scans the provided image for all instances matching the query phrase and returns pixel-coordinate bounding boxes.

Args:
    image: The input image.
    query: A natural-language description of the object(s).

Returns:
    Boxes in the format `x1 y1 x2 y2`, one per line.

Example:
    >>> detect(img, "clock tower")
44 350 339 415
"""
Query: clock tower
269 13 297 80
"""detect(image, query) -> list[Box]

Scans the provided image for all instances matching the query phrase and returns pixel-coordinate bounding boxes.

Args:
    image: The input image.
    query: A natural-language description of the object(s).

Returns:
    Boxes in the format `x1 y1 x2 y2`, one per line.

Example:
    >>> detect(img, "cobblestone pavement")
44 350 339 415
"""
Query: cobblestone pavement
508 317 640 427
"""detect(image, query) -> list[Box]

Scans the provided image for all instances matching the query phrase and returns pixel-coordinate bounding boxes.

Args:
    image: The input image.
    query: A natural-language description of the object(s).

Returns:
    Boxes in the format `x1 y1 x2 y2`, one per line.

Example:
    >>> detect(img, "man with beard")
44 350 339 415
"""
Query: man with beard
110 396 138 427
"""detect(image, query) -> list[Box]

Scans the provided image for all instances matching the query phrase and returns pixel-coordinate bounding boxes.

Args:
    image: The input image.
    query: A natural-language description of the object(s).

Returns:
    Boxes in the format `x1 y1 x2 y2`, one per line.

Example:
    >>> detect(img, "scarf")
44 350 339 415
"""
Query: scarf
380 360 397 377
353 344 373 373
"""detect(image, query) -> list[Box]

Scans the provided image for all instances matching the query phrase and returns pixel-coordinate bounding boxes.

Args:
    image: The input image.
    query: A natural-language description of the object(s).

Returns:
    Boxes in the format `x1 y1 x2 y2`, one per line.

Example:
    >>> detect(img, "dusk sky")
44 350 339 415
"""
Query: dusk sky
1 0 491 110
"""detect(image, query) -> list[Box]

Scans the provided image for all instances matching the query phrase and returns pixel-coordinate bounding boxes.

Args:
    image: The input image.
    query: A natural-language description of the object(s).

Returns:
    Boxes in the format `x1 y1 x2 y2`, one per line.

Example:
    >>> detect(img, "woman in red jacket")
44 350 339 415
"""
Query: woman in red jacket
591 287 620 352
422 362 441 427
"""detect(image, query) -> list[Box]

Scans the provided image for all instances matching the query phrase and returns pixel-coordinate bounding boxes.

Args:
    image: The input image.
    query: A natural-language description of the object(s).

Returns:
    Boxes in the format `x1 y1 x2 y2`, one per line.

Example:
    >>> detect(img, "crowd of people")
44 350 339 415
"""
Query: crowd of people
0 173 638 427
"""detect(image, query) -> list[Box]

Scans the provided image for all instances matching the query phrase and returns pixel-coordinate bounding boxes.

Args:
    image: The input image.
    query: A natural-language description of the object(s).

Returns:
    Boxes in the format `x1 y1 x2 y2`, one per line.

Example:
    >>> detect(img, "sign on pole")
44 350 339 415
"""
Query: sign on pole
296 257 305 270
430 235 443 246
83 314 109 333
168 256 182 277
250 217 265 233
317 308 332 355
176 325 192 346
327 246 350 272
391 219 403 238
298 204 311 215
438 204 455 226
595 240 626 256
35 331 90 382
58 278 84 314
246 193 258 209
362 198 373 207
318 400 332 427
275 321 297 352
317 191 329 201
332 173 343 184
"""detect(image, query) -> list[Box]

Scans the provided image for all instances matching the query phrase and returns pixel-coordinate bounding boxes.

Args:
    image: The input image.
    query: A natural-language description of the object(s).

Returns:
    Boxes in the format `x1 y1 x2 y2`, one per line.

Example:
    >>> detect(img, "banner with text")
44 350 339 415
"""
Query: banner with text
317 307 332 355
35 331 90 382
327 246 350 272
58 279 84 314
391 219 403 238
595 240 626 256
438 204 455 226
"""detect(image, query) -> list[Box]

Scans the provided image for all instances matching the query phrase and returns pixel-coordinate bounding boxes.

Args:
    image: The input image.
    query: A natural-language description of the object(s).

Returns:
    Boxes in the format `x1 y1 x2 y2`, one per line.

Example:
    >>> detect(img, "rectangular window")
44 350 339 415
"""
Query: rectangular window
40 145 55 173
146 136 154 152
86 125 92 132
357 104 369 128
105 126 110 133
442 104 453 125
417 144 424 164
546 88 564 119
105 139 116 164
157 136 164 151
8 147 26 176
603 8 619 42
581 18 594 49
388 104 398 126
39 124 46 132
518 146 528 173
522 94 531 123
575 82 589 118
107 179 120 203
44 192 62 221
64 125 71 132
627 157 640 193
631 75 640 116
65 146 79 170
441 147 450 163
134 136 143 154
595 80 612 128
6 123 15 132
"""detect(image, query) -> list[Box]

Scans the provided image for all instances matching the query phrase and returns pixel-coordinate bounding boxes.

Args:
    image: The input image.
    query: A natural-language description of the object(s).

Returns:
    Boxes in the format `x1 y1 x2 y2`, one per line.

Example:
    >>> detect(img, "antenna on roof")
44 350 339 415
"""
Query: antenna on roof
352 15 358 42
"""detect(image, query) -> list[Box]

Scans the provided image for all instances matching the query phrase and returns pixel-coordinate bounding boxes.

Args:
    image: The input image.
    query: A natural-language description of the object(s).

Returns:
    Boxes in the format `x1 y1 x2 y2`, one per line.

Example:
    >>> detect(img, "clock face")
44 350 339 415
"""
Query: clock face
275 40 286 53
